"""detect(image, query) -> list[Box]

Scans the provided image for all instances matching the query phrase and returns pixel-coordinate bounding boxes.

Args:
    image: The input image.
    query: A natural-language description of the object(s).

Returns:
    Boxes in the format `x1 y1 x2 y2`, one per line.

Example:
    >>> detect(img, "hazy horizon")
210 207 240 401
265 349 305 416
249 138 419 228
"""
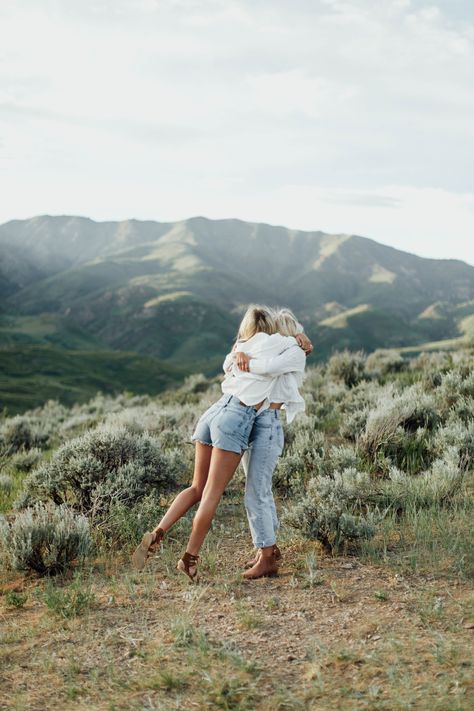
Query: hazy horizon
1 0 473 264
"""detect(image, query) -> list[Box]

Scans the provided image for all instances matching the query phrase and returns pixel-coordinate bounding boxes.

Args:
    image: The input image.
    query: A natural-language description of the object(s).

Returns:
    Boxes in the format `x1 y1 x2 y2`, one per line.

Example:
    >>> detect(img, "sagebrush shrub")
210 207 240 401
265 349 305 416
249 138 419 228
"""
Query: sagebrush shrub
273 424 325 493
103 493 166 546
0 503 91 575
410 351 452 374
273 453 307 494
0 416 49 455
366 349 407 377
381 449 466 509
434 421 474 471
17 425 182 519
325 445 359 473
435 372 474 420
284 469 378 553
328 350 366 388
340 407 370 441
358 384 438 472
338 380 389 441
0 474 13 491
161 373 217 406
10 448 42 472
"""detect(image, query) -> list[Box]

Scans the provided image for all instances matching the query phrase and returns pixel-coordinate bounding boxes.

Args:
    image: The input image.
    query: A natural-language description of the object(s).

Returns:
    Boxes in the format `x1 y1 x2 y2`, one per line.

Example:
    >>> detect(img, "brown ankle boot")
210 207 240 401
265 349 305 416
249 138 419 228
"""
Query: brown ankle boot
131 528 165 571
177 552 199 583
245 545 282 569
245 550 260 568
242 547 280 580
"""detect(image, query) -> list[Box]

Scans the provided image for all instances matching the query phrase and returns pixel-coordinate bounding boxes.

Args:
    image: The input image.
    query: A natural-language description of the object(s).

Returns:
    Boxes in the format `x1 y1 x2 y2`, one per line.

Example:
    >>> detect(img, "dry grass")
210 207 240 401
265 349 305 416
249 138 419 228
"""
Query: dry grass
1 499 473 711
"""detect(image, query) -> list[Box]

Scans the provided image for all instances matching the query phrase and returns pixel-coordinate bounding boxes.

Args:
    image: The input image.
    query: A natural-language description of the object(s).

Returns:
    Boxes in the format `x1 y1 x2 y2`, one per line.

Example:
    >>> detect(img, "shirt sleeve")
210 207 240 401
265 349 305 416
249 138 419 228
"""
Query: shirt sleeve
222 352 235 373
249 346 306 376
266 334 298 350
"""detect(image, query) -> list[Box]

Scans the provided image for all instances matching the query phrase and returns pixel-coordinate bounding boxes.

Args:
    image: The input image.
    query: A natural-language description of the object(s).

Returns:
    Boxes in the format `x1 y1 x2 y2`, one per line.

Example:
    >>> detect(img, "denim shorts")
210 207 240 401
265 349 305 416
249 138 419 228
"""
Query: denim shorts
191 394 258 454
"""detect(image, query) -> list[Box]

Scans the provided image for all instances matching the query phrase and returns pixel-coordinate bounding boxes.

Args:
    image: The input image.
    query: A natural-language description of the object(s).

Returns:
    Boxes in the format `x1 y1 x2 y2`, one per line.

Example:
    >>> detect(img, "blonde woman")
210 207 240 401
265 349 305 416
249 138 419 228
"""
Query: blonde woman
238 308 308 578
132 305 311 581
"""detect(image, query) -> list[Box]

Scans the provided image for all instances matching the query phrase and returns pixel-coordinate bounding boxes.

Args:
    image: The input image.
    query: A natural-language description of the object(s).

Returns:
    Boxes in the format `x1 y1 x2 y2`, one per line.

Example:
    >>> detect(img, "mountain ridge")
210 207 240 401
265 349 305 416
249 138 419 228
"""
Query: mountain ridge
1 214 473 373
1 213 471 266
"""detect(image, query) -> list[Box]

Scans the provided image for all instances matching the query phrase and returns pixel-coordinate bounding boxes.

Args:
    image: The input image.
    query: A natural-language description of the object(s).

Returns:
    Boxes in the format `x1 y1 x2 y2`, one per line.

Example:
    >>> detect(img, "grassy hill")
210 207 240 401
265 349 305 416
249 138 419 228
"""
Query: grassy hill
0 345 189 414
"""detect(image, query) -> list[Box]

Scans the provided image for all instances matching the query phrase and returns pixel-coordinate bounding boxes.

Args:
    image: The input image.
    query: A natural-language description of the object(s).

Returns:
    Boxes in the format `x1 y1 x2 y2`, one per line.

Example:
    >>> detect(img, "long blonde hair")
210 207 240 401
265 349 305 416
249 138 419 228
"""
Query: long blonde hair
237 304 277 341
275 307 303 337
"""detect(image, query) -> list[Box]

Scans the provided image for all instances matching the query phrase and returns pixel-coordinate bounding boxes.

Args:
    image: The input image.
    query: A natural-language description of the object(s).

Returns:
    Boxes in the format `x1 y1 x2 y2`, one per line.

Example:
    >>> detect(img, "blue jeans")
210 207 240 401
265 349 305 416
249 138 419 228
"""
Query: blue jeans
241 409 284 548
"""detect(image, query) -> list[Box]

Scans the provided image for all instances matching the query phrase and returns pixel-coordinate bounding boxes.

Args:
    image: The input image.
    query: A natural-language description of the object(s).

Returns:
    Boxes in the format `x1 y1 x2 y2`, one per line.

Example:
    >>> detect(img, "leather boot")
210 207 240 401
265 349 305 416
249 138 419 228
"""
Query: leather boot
242 546 280 579
245 545 282 569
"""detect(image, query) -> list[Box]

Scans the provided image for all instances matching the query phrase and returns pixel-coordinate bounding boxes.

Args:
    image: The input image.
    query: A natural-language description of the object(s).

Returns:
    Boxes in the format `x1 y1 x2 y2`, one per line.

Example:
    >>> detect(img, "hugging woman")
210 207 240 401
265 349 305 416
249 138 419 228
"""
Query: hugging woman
132 305 312 582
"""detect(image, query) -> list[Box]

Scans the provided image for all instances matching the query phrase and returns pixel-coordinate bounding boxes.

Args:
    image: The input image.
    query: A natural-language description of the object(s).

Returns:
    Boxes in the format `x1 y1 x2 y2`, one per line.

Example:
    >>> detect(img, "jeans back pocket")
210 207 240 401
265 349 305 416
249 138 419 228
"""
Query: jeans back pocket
216 407 249 436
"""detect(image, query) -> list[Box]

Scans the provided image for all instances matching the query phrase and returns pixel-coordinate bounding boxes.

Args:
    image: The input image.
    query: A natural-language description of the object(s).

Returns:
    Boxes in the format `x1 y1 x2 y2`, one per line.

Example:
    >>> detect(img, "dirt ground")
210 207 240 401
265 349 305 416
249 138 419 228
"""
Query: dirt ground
1 502 473 711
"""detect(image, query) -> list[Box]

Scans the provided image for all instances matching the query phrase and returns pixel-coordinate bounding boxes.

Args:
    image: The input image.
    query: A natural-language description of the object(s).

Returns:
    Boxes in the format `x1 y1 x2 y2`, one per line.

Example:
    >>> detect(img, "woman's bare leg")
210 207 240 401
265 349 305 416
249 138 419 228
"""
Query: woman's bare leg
185 448 242 556
154 442 213 533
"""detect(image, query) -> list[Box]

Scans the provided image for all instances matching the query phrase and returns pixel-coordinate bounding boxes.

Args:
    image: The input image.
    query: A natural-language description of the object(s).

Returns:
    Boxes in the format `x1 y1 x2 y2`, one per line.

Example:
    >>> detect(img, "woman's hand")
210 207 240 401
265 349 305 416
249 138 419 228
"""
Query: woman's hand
295 333 313 355
236 352 251 372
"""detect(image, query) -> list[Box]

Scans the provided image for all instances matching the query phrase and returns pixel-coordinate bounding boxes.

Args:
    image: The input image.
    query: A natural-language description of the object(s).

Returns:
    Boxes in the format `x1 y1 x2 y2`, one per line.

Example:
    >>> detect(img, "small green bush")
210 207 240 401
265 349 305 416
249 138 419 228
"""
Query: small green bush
284 469 378 553
161 373 216 406
4 590 28 608
103 493 166 547
381 450 466 510
41 577 95 618
0 503 91 576
0 474 13 492
273 425 325 493
10 448 43 472
358 384 438 472
328 350 366 388
366 349 407 377
0 416 49 455
433 420 474 471
17 425 182 520
340 406 370 441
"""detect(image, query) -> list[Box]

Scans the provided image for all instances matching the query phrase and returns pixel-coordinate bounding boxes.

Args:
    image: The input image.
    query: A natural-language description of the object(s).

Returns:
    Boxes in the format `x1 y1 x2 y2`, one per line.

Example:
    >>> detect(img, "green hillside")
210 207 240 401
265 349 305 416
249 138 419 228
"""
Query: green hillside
0 345 189 414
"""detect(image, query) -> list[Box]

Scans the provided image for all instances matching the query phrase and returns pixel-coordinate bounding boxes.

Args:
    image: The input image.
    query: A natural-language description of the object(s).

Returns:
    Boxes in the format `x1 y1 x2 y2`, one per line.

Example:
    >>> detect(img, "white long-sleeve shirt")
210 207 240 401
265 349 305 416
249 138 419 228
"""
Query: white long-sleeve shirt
221 332 306 422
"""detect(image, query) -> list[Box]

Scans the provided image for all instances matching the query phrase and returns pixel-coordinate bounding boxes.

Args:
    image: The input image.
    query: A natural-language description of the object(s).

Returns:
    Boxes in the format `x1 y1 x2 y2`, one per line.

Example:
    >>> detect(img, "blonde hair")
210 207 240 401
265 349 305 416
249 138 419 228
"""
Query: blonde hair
237 304 277 341
275 307 303 337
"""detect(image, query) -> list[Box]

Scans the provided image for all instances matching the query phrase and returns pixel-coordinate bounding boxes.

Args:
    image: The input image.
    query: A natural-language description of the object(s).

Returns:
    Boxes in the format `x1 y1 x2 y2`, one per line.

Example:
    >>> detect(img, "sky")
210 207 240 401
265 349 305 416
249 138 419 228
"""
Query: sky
0 0 473 264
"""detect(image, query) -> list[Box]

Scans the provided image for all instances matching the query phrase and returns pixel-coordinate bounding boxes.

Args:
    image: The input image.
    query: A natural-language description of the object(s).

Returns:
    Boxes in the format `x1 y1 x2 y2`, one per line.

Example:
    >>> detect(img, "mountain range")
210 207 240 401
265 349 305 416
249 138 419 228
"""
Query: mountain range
1 215 473 412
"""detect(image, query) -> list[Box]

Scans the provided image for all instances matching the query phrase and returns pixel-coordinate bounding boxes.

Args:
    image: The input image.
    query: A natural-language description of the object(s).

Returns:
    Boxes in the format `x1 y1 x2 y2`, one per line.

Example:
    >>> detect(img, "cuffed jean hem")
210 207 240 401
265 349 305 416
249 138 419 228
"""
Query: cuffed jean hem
252 537 277 549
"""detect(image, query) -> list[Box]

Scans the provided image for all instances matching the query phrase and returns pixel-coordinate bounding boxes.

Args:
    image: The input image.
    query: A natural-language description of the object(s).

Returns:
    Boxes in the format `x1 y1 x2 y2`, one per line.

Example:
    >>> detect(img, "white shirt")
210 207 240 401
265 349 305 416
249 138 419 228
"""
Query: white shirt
221 332 306 422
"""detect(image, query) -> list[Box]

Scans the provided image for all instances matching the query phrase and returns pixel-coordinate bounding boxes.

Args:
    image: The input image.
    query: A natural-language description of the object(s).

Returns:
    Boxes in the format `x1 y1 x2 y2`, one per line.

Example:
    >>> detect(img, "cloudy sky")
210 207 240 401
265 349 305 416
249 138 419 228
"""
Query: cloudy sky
0 0 473 263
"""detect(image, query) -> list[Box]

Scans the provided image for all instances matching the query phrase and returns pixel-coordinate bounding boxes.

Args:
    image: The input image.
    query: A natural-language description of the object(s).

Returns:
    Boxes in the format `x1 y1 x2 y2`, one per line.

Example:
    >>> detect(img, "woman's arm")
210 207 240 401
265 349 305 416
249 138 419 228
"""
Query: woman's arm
237 346 306 377
295 333 313 354
222 341 239 373
222 353 234 373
